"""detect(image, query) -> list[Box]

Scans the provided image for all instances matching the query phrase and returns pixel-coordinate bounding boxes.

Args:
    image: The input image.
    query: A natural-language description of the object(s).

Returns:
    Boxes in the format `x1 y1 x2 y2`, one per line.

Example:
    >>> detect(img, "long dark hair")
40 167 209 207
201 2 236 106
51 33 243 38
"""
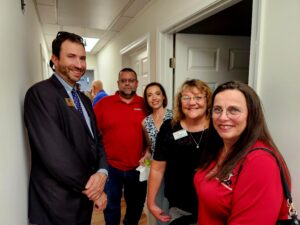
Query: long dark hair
143 82 168 113
199 81 290 183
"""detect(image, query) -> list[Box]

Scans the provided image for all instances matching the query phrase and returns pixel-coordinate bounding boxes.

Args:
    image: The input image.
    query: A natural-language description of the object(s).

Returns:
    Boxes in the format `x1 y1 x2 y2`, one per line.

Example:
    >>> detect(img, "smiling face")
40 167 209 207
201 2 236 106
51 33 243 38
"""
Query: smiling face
212 89 248 147
181 87 207 120
51 40 86 86
146 85 165 110
117 71 138 99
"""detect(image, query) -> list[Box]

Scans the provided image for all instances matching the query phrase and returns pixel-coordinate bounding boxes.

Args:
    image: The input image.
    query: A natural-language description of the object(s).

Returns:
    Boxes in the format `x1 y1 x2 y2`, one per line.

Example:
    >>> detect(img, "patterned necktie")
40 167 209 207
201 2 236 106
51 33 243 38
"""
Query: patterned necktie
71 88 84 116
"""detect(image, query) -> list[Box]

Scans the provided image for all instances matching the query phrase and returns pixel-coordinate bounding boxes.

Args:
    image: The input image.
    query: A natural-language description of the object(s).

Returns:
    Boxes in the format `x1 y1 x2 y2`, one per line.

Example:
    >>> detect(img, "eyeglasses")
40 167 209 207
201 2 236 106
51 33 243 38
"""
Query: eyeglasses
55 31 86 45
56 31 68 38
181 95 206 103
119 78 137 84
212 106 242 119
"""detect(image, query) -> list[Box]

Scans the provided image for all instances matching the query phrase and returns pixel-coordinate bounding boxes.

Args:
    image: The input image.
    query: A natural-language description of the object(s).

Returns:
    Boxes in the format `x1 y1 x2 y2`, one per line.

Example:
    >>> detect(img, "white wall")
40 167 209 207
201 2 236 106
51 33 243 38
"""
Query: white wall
256 0 300 205
86 54 98 78
96 0 223 94
0 0 48 224
96 42 122 93
97 0 300 208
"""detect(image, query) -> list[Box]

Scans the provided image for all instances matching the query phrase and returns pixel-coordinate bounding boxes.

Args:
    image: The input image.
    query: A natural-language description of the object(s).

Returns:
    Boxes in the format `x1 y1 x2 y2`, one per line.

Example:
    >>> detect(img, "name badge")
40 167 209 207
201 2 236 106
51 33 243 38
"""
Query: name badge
65 98 75 107
173 129 188 140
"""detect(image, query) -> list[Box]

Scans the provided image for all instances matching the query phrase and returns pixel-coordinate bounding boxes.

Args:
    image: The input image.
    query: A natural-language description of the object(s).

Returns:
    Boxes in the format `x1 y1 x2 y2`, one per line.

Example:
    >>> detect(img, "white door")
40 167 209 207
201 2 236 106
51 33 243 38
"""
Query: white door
123 45 149 97
175 34 250 92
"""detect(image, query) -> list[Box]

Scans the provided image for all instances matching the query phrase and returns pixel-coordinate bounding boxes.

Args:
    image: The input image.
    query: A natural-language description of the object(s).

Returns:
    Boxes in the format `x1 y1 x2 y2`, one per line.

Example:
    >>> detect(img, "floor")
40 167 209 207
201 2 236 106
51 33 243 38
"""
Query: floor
91 196 147 225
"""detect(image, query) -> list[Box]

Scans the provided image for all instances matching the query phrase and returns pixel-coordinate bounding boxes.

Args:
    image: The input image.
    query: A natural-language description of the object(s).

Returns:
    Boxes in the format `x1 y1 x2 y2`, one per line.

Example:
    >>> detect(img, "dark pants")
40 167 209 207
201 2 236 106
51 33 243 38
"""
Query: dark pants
104 166 147 225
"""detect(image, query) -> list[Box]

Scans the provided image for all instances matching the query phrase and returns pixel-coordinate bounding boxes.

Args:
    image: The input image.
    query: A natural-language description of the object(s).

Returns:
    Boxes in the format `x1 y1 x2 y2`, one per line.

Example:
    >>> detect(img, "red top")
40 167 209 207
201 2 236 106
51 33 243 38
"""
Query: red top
94 92 146 171
194 141 288 225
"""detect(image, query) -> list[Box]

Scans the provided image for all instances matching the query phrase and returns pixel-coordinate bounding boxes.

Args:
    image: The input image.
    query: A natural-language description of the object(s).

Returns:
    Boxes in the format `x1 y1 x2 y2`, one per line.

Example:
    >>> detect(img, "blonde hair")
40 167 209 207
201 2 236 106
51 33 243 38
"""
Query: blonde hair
172 79 212 126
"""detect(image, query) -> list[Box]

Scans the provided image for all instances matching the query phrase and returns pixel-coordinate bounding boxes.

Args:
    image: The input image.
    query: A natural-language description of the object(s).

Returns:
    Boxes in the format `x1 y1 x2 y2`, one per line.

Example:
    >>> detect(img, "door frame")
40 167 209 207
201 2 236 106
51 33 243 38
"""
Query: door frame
156 0 261 106
120 33 151 76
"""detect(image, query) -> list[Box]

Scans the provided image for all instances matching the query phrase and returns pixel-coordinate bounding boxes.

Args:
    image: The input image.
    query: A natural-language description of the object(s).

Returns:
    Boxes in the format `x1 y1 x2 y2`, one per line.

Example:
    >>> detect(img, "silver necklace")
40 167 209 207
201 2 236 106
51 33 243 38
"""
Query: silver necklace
189 129 205 149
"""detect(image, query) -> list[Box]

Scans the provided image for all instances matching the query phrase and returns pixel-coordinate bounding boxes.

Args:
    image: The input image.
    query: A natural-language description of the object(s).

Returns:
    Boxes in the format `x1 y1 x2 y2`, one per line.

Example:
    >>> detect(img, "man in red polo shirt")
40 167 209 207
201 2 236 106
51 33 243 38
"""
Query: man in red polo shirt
94 68 150 225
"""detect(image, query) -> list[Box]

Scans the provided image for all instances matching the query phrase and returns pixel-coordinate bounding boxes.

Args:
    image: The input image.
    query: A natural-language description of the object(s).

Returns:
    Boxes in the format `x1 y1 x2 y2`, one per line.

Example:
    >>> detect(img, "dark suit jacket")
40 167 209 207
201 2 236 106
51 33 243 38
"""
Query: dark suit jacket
24 75 108 225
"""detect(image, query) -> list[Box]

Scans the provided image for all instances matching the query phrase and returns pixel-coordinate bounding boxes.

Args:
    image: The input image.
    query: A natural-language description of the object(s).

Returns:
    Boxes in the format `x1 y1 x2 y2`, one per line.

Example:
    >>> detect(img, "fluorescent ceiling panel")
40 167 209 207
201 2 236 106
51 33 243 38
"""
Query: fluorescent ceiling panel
83 37 99 52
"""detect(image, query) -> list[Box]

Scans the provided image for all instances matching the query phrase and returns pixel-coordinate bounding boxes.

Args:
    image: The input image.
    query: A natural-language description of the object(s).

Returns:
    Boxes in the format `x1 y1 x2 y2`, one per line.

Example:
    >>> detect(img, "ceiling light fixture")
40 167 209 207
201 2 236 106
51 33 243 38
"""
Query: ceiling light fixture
83 37 99 52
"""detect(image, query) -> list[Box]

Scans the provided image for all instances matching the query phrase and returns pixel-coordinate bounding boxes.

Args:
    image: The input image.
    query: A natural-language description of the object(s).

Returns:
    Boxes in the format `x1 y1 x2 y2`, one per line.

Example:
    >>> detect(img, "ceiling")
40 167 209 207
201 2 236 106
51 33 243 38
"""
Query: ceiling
34 0 151 55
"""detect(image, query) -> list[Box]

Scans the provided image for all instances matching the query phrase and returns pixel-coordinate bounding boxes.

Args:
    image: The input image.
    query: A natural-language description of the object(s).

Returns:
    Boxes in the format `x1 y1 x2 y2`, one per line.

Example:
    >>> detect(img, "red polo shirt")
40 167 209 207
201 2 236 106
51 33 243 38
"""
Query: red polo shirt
94 92 146 171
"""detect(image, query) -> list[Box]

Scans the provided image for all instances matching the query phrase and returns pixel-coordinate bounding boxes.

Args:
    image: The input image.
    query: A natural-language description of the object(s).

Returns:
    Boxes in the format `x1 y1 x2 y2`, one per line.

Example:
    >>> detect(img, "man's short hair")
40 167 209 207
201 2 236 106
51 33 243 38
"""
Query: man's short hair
119 68 137 79
49 31 85 71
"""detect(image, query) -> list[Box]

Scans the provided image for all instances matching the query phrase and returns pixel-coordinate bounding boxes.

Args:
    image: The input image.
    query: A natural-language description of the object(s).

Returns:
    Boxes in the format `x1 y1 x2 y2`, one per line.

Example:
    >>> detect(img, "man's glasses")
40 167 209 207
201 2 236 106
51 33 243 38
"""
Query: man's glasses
55 31 86 45
119 78 137 84
212 106 242 119
181 95 206 103
56 31 68 37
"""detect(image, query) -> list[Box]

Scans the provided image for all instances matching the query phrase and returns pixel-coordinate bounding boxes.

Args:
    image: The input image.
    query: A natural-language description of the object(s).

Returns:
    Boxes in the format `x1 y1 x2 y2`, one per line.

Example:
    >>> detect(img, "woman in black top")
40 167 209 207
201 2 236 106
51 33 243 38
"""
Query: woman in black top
147 79 212 225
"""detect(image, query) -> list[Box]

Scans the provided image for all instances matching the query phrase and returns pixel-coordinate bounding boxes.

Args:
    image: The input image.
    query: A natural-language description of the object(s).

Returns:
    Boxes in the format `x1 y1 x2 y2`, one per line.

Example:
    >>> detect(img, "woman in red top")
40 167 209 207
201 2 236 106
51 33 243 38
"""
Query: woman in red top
194 81 291 225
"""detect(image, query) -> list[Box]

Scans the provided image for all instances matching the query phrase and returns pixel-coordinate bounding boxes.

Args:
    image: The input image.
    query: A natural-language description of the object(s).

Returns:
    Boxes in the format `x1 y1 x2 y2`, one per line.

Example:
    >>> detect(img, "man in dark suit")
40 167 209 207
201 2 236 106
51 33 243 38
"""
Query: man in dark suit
24 31 108 225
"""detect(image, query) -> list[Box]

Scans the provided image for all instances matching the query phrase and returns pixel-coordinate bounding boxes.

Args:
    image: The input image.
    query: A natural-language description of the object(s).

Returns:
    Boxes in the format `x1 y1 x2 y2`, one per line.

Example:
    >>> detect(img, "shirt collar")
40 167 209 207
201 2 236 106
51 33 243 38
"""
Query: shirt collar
54 73 74 92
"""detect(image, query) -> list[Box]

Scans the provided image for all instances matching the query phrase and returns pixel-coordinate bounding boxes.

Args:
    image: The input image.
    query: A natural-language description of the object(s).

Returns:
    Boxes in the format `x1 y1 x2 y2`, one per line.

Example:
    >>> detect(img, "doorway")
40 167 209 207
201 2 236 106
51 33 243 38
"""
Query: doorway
157 0 255 107
174 0 252 91
174 33 250 91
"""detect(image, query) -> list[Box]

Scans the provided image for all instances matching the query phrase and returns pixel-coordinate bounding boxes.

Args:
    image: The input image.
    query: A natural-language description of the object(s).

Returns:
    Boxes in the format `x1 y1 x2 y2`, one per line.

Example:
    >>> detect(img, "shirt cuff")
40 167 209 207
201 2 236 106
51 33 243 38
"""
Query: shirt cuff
97 168 108 176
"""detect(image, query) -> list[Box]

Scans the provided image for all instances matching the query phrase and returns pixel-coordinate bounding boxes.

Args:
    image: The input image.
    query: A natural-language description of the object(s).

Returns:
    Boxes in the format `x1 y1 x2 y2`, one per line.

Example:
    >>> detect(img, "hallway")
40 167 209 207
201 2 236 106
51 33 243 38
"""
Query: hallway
1 1 300 225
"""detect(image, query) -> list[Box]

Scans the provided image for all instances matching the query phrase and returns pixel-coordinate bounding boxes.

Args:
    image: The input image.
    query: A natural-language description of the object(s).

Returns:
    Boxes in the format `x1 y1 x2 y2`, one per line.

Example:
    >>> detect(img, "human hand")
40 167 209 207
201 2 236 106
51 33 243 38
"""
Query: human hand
82 172 107 201
94 192 107 212
148 204 171 222
138 150 151 166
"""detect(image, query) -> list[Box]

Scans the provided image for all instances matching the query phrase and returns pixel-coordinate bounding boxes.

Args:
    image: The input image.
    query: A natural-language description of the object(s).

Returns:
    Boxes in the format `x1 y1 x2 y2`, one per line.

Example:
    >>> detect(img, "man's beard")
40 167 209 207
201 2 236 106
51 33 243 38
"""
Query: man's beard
119 90 136 99
64 66 85 77
57 65 85 82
